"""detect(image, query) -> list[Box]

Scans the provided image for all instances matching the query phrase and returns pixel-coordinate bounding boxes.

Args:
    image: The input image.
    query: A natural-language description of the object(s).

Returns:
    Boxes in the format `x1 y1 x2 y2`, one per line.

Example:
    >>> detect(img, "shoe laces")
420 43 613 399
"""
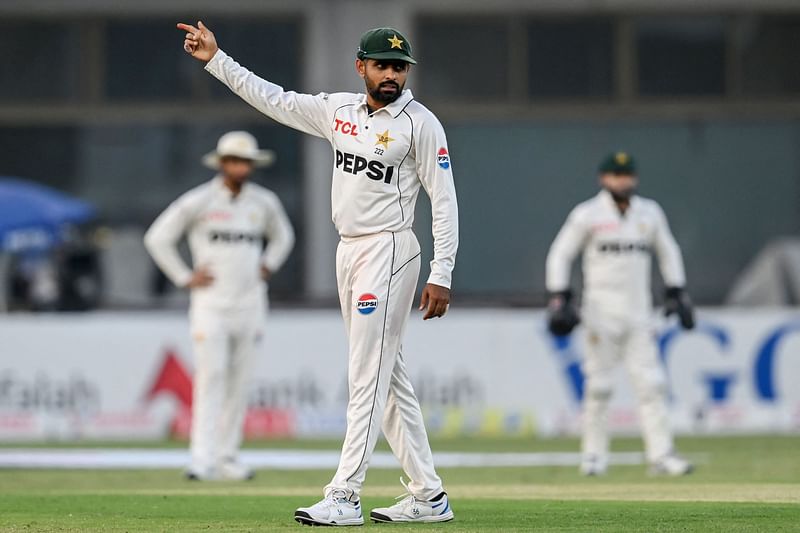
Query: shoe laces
392 477 417 509
322 489 350 507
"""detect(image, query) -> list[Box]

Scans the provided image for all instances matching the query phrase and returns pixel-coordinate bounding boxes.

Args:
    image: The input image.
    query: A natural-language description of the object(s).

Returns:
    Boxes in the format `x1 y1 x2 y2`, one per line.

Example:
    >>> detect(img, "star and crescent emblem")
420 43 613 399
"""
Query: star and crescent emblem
388 35 404 49
375 130 395 149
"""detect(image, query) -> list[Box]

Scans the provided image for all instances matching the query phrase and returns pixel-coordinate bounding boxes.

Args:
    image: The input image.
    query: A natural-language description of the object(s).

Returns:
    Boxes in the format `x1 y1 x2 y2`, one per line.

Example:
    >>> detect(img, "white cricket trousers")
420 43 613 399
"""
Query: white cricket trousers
581 311 674 466
188 303 265 475
325 229 444 501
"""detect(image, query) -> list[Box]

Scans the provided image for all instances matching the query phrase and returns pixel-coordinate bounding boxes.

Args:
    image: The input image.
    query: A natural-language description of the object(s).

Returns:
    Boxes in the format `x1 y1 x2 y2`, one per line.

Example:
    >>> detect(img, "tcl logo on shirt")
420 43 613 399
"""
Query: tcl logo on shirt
335 149 395 184
204 211 233 221
334 119 359 136
591 222 620 233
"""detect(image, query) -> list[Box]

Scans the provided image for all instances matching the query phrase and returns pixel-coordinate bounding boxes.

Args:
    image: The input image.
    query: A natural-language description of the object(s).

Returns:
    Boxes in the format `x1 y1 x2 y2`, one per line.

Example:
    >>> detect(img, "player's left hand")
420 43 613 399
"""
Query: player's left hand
664 287 695 330
260 266 272 281
419 283 450 320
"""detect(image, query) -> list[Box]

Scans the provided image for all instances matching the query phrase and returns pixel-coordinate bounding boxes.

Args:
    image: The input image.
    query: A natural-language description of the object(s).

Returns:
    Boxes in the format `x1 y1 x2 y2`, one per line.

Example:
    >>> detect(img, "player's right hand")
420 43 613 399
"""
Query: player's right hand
177 21 218 62
186 267 215 289
547 291 580 336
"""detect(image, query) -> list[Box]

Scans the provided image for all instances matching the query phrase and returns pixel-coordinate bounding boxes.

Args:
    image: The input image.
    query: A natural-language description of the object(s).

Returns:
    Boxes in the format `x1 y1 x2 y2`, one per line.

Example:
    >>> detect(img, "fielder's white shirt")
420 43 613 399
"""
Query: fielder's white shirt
144 177 295 310
546 190 686 318
204 50 459 288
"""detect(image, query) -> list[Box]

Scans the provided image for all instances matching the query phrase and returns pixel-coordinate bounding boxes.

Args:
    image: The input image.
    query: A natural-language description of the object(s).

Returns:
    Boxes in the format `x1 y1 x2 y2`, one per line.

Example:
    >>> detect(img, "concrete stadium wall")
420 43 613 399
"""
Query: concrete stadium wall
420 119 800 304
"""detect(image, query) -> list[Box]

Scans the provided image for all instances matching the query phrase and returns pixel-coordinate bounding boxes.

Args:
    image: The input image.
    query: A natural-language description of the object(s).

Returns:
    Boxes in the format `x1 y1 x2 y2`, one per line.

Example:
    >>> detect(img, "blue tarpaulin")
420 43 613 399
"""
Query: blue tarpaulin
0 177 96 252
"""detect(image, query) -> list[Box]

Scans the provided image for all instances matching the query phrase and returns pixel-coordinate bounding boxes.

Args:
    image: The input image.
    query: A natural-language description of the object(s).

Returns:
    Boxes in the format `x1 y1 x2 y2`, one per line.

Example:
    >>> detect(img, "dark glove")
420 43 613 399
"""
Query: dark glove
547 290 580 336
664 286 695 330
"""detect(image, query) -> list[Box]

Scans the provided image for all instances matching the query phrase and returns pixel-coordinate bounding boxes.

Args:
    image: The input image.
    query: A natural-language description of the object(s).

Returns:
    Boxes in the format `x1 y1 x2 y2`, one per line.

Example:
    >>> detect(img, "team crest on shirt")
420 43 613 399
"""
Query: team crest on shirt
356 293 379 315
375 130 395 150
437 148 450 169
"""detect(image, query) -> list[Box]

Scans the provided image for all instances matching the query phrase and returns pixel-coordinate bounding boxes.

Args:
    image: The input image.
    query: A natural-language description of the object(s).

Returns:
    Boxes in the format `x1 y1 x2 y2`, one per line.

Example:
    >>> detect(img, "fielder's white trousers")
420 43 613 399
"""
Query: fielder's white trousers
325 229 444 501
580 310 674 466
188 303 265 475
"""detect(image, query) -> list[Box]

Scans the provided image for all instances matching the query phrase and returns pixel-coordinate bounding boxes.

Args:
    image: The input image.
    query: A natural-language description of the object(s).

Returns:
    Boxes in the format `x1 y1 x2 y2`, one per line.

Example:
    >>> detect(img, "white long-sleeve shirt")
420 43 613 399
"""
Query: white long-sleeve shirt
144 177 295 310
204 50 459 288
546 190 686 319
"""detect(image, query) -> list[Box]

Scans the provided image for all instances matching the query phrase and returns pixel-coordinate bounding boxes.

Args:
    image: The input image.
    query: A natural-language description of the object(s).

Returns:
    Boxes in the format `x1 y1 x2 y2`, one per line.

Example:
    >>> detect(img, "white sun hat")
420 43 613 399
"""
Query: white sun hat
202 131 276 169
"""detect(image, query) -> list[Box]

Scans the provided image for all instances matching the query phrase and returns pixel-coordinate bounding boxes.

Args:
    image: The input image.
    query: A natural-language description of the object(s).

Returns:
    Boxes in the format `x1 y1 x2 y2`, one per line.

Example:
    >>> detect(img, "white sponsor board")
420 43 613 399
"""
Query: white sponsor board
0 308 799 440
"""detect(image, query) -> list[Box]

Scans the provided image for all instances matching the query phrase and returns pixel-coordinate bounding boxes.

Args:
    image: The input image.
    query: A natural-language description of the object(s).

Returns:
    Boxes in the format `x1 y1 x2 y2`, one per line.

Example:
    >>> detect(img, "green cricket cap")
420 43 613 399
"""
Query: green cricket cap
357 27 417 64
599 151 637 174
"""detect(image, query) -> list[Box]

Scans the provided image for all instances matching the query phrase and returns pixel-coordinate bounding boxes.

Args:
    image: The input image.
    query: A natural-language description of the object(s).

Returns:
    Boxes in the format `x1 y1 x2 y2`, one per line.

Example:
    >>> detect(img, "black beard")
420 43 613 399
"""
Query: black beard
367 81 402 104
608 189 635 203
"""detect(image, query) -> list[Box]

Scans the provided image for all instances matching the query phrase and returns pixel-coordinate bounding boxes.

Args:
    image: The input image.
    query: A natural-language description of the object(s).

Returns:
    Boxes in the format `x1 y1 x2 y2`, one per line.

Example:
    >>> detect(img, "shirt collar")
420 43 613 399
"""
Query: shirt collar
213 175 247 199
358 89 414 118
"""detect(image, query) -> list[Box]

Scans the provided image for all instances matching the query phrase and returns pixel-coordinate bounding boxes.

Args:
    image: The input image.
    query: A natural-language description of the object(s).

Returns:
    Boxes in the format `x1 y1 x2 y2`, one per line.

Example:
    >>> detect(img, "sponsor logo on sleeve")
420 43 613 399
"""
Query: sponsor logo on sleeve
356 293 379 315
437 148 450 170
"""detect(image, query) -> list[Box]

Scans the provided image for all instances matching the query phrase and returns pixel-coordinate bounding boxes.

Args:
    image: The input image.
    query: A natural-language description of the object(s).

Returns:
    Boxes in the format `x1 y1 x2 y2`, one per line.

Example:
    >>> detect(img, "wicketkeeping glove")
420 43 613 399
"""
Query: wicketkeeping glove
664 286 695 330
547 290 580 336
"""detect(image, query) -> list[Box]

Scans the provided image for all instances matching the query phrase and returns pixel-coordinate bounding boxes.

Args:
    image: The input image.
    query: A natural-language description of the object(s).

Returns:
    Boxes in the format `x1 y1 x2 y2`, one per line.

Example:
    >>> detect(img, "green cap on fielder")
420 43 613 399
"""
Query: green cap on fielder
599 151 637 175
357 27 417 64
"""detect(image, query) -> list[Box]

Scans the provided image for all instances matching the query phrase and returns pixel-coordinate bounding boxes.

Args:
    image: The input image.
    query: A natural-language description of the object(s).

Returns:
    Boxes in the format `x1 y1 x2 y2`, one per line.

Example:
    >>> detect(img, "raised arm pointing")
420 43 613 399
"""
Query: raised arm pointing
177 21 218 62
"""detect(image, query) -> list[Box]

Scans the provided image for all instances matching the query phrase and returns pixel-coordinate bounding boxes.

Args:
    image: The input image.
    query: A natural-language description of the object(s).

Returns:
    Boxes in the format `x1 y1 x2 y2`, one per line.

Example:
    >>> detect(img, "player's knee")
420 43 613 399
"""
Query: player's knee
194 364 226 387
635 374 667 403
585 377 613 400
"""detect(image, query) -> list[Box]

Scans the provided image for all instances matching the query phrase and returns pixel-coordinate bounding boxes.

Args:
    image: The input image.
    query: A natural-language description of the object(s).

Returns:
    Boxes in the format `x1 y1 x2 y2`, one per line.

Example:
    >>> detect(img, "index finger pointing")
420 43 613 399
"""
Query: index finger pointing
177 22 199 34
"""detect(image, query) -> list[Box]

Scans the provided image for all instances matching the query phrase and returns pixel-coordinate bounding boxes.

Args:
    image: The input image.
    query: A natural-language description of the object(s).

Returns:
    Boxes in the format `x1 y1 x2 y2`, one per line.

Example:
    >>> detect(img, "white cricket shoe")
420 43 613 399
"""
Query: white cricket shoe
649 454 694 476
579 455 608 476
370 478 454 524
217 460 255 481
294 490 364 526
184 465 214 481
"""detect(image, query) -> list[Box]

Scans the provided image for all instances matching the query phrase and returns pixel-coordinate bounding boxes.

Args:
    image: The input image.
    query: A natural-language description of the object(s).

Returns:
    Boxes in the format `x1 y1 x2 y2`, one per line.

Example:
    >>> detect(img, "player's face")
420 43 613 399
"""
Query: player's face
600 172 638 201
219 156 255 185
357 59 410 106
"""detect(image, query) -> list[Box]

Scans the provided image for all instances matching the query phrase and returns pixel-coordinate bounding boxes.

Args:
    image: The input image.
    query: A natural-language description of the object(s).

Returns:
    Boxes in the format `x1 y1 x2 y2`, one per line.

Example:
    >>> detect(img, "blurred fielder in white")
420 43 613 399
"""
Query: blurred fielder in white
144 131 295 480
546 151 695 477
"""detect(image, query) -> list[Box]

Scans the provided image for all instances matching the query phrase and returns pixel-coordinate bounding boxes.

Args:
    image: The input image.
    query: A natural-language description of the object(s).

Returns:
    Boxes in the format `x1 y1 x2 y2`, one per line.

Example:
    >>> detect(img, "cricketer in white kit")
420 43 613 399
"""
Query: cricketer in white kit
546 152 696 477
144 131 295 481
178 22 458 525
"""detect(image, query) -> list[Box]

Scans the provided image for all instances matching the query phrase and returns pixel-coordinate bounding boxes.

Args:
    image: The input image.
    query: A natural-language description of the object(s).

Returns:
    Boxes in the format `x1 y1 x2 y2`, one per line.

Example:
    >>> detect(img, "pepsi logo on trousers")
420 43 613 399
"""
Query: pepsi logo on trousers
357 293 379 315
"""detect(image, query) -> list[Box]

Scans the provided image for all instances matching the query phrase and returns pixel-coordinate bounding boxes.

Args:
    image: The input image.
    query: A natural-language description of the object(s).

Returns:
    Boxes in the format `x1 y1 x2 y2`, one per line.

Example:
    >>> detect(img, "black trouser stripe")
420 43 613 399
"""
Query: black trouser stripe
392 252 420 276
344 232 397 493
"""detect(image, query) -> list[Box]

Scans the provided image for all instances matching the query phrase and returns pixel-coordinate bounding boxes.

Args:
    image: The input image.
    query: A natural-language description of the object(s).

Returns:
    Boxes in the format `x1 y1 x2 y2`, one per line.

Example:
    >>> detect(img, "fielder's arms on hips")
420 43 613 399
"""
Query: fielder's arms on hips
260 192 296 280
144 193 212 289
178 21 331 139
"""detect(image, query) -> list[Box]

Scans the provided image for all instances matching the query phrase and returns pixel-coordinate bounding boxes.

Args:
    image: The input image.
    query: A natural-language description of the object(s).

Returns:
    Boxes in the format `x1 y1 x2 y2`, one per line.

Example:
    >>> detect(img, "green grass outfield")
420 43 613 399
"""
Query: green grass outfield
0 435 798 532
